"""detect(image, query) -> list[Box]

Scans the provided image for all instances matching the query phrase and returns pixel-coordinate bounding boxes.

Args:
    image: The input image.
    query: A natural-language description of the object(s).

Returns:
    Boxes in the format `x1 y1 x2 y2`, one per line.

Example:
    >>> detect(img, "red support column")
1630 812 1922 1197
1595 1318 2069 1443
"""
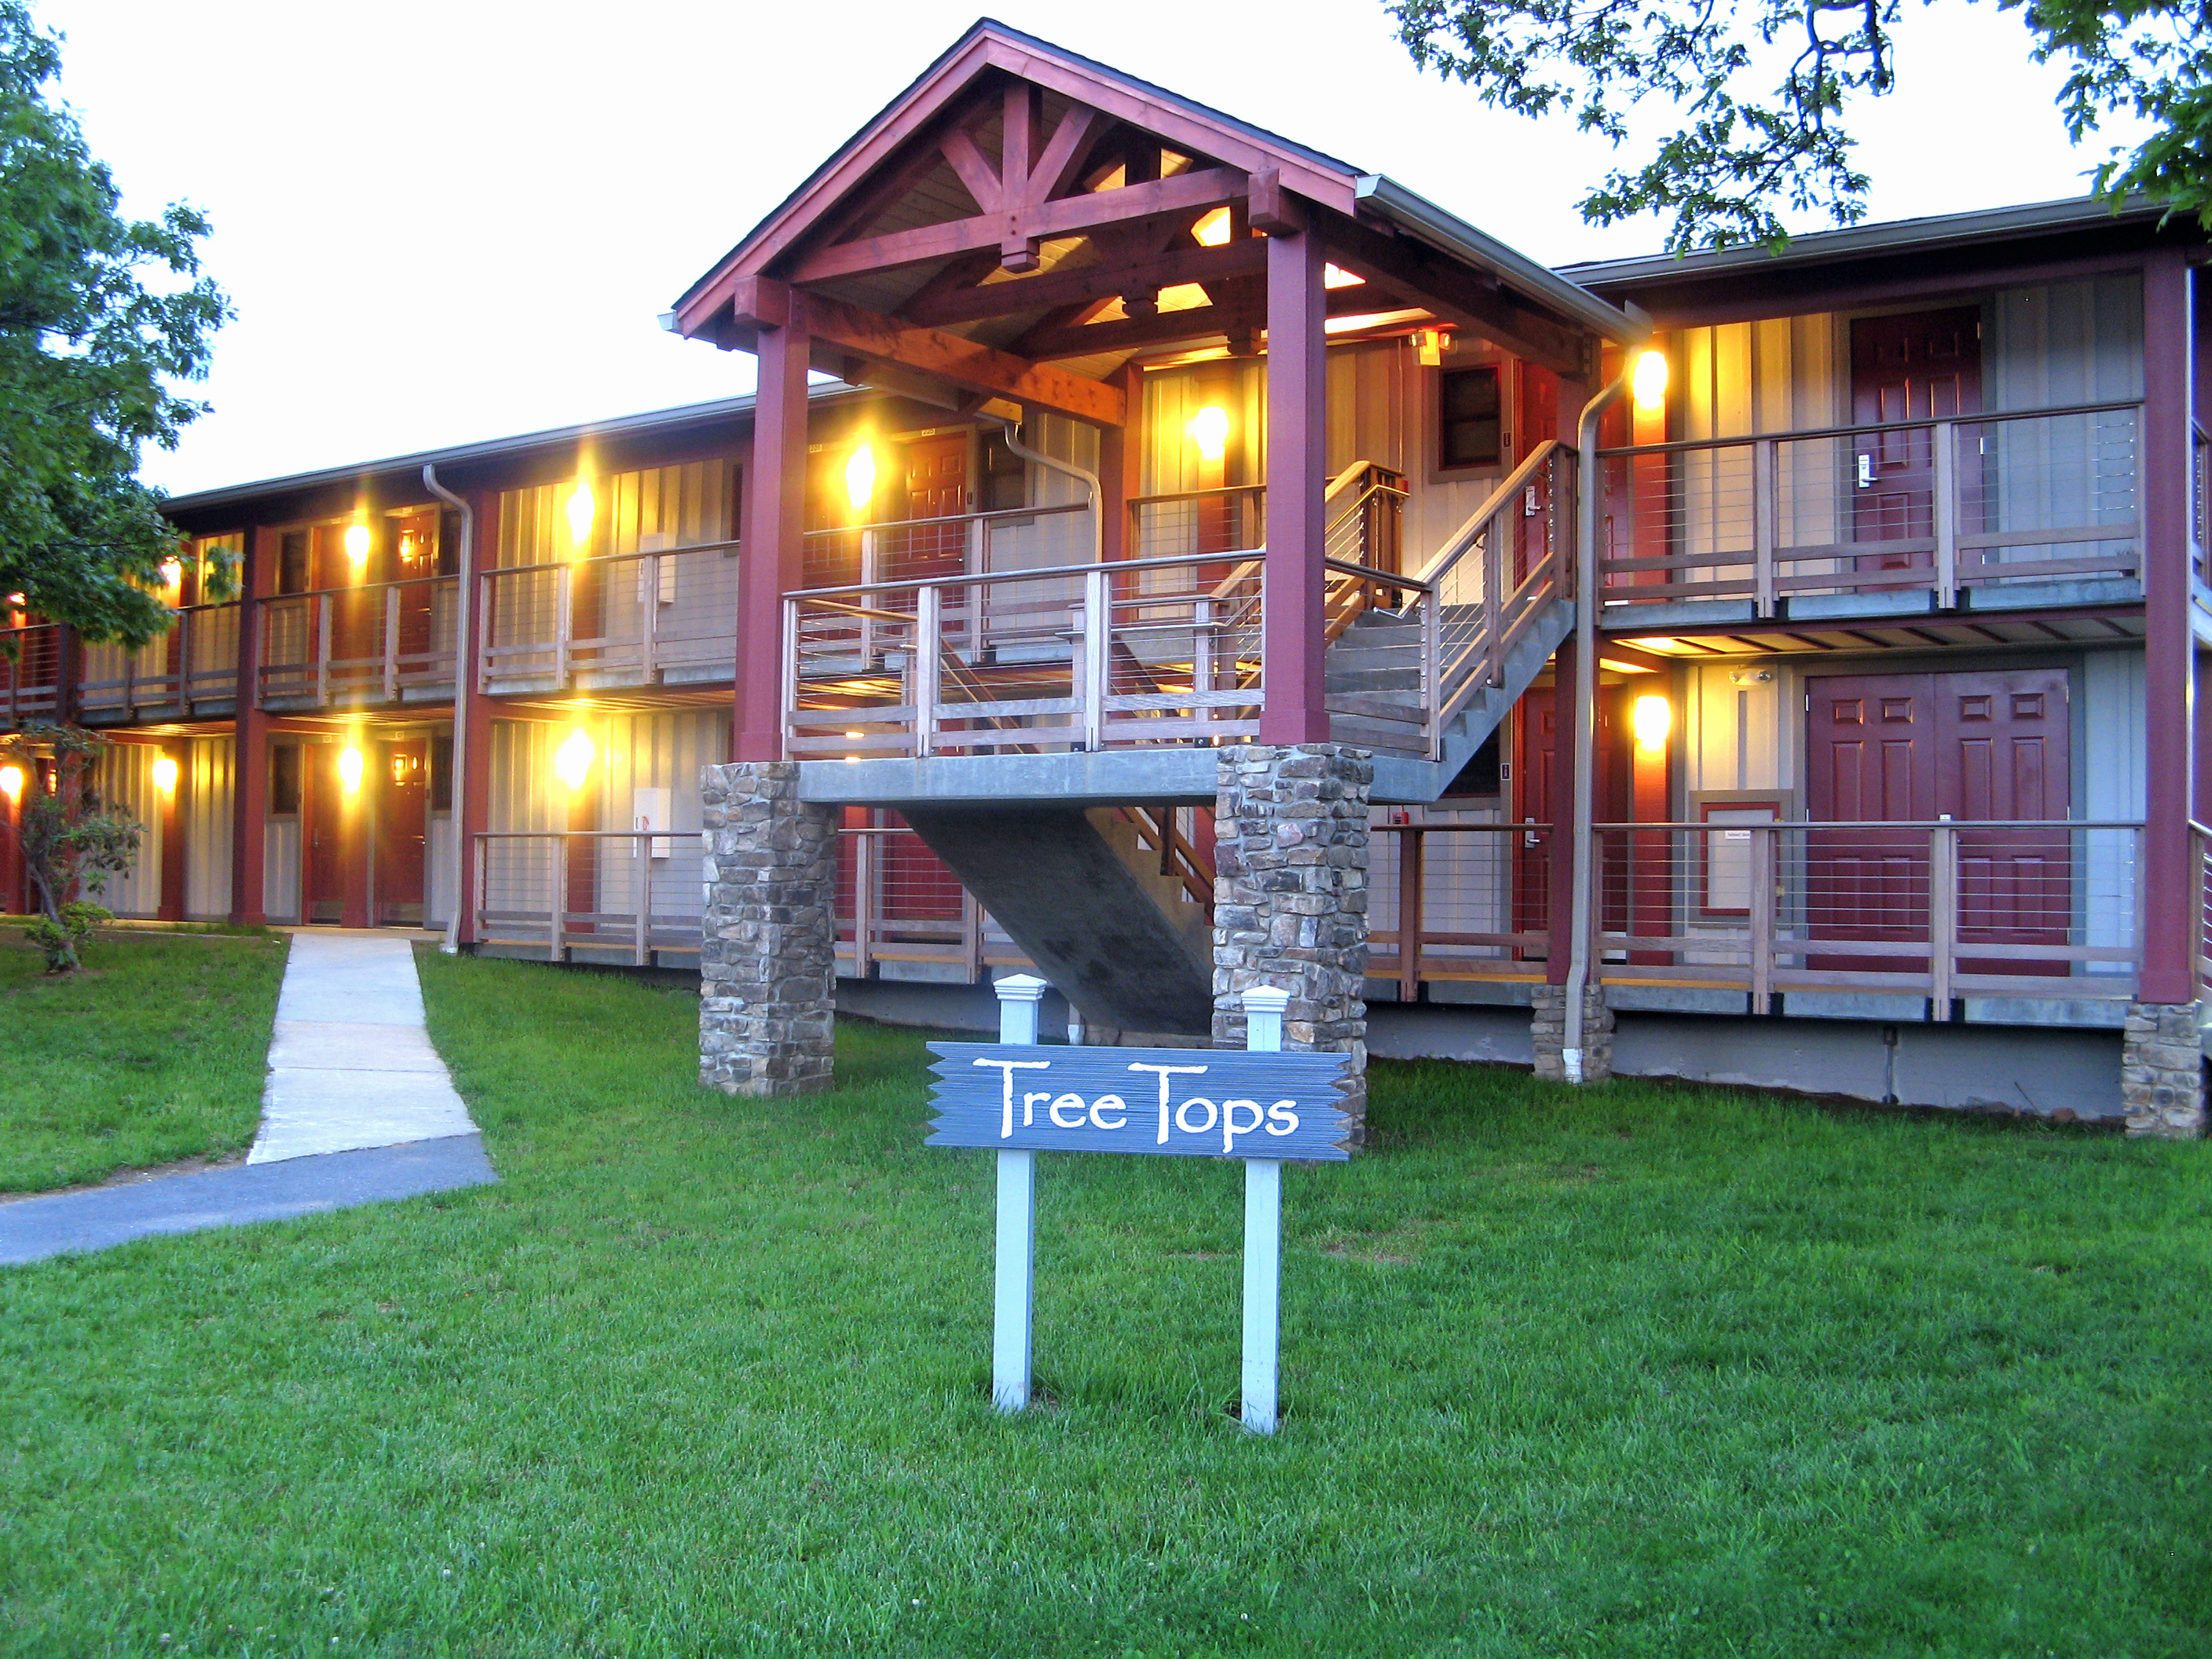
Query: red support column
157 738 185 921
1097 364 1137 563
455 490 495 945
229 527 269 925
1261 218 1328 744
736 283 811 762
2143 251 2198 1004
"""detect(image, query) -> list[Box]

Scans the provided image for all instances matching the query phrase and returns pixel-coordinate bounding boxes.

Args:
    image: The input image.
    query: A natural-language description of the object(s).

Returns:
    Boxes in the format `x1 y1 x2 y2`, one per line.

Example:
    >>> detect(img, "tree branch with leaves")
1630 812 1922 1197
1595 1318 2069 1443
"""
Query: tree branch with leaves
1 724 140 972
1388 0 2212 251
0 1 229 647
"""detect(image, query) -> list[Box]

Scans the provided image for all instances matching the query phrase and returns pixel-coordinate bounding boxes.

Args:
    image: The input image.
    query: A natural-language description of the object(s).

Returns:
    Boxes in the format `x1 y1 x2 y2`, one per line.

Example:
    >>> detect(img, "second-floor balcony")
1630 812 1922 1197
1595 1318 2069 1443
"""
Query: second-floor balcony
1597 401 2144 623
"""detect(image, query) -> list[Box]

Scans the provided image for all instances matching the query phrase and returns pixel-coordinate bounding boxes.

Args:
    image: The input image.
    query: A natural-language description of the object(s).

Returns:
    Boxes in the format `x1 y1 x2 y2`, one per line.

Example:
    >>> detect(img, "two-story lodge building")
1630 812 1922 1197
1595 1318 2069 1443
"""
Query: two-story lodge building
6 21 2207 1129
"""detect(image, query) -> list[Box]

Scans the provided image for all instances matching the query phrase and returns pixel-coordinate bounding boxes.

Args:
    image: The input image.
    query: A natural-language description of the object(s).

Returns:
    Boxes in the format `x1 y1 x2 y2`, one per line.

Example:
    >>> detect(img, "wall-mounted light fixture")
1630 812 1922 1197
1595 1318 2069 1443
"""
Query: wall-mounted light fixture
158 557 184 591
338 746 365 792
1632 694 1672 748
0 764 21 801
1632 350 1669 412
844 445 877 518
566 482 597 547
151 755 179 793
1188 405 1230 463
343 523 372 567
555 727 594 791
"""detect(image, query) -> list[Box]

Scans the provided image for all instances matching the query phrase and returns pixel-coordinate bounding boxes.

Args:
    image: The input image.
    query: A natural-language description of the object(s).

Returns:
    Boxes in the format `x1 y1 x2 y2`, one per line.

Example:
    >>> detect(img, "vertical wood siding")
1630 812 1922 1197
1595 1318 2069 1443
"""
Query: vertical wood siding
185 736 233 921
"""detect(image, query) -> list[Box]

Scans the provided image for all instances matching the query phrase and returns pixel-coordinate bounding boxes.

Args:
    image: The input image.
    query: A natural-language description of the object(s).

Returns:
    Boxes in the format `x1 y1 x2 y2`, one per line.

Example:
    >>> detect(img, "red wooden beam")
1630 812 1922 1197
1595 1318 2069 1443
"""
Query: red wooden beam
736 295 811 762
787 167 1244 286
804 290 1126 425
939 127 1002 214
1027 102 1104 204
2141 249 2197 1004
905 237 1267 327
1014 278 1410 361
1315 206 1588 376
1261 223 1329 743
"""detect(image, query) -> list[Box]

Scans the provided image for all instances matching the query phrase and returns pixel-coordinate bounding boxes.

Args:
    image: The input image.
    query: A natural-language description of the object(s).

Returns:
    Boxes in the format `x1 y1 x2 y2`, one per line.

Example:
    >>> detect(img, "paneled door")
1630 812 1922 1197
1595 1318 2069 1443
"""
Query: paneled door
891 432 972 583
1806 667 2068 979
1850 309 1982 579
376 738 428 926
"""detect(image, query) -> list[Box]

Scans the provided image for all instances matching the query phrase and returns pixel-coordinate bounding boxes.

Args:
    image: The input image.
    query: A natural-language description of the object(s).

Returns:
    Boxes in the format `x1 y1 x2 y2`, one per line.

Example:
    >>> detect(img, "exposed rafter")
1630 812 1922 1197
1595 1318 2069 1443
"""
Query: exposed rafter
903 238 1267 327
799 290 1126 425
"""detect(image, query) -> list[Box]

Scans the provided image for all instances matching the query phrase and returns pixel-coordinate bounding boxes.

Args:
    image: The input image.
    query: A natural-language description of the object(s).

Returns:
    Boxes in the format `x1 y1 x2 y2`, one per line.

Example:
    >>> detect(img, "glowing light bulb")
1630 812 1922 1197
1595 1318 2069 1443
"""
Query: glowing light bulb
1188 405 1230 463
158 558 183 590
1632 694 1672 748
844 445 877 516
343 524 372 566
151 756 179 792
338 747 364 791
555 728 594 790
566 482 596 546
0 764 20 800
1632 350 1669 412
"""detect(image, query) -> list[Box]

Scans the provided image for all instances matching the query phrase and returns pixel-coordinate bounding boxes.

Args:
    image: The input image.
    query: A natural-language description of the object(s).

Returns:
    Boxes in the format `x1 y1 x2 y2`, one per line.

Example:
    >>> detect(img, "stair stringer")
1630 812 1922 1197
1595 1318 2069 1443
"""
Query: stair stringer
1368 595 1576 805
898 805 1216 1038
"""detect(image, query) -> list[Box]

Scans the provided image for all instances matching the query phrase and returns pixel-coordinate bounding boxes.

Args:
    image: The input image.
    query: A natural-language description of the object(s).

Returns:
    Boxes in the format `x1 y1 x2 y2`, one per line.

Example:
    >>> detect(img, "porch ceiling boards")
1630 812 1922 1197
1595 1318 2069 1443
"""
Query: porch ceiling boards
669 20 1638 405
1609 608 2147 657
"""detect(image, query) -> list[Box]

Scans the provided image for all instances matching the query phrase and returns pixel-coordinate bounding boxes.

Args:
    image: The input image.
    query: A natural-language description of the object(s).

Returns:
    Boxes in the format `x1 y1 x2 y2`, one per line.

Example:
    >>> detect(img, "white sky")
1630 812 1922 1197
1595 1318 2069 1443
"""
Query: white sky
33 0 2144 496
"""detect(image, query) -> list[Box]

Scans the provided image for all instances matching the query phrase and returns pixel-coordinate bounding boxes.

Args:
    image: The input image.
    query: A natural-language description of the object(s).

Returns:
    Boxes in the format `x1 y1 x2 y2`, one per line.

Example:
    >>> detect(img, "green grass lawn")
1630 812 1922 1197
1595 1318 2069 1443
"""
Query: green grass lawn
0 926 286 1192
3 950 2210 1657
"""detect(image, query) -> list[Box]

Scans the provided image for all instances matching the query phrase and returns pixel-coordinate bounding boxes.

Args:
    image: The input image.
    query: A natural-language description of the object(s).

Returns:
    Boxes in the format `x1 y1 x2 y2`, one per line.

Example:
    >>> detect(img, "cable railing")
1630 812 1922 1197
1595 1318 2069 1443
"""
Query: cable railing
0 623 63 725
783 548 1265 759
1591 819 2144 1008
479 539 742 690
1322 442 1571 760
1369 820 1553 995
1597 401 2143 614
258 577 457 707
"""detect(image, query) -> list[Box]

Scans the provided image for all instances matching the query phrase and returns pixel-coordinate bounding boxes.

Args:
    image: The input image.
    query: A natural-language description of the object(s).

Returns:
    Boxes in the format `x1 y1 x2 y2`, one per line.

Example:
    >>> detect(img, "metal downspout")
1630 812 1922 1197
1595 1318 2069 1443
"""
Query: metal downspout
1561 368 1634 1081
423 463 474 954
991 416 1104 564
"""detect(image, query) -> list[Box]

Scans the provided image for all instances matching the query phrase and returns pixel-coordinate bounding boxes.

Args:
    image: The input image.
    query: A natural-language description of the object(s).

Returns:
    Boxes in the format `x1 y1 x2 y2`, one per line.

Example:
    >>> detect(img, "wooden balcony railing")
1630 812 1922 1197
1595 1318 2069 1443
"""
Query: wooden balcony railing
258 577 456 707
471 824 1042 980
1369 821 1553 996
1598 401 2144 615
479 539 742 691
77 603 240 720
783 548 1265 760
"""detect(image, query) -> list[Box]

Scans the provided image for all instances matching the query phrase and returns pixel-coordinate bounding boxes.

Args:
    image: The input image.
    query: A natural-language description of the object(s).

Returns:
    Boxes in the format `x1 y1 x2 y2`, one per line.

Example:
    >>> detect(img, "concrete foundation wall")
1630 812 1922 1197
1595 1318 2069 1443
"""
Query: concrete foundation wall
844 978 2131 1122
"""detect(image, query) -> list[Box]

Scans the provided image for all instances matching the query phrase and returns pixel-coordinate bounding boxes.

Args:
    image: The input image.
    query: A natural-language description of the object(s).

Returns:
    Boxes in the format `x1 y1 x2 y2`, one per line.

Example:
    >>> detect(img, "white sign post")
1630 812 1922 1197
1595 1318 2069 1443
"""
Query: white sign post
991 974 1046 1413
1239 985 1289 1434
976 977 1324 1433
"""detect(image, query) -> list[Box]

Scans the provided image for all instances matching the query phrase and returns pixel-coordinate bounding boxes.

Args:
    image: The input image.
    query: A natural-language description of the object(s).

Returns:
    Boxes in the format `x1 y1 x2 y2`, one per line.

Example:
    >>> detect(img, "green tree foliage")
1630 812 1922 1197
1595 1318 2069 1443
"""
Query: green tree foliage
0 2 227 646
1 724 140 972
1388 0 2212 251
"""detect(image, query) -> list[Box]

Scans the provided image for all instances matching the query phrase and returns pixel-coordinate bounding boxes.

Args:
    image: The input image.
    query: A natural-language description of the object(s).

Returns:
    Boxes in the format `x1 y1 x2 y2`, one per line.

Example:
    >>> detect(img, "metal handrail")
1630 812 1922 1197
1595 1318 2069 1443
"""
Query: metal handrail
255 573 455 606
788 548 1256 602
1409 439 1563 591
1595 398 2144 460
482 537 741 580
1595 818 2144 830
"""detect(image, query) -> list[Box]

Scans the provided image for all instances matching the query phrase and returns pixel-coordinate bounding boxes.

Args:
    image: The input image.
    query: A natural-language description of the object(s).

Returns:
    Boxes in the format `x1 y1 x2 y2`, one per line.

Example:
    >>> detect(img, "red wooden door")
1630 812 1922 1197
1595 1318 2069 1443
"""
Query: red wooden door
1806 673 1935 970
1806 667 2069 977
1511 687 1624 951
891 434 971 583
1941 668 2070 976
1850 309 1981 578
376 738 427 925
302 744 363 926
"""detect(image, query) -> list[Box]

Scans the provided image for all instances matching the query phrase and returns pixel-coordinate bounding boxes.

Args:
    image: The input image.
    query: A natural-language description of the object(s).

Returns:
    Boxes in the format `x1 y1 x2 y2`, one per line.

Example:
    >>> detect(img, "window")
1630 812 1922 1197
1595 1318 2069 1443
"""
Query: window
429 736 453 812
1438 365 1502 471
269 744 302 815
277 530 310 595
977 430 1027 512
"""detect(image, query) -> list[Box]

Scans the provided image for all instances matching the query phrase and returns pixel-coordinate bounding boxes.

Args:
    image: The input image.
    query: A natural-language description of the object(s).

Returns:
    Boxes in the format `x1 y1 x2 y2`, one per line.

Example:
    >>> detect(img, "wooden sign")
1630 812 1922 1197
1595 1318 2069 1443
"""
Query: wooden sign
925 1042 1354 1161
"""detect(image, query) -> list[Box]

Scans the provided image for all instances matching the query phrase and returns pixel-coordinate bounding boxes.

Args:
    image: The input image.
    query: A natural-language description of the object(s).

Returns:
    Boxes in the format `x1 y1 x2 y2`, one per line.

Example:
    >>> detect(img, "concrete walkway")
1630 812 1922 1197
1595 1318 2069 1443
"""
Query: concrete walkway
253 932 478 1163
2 930 494 1267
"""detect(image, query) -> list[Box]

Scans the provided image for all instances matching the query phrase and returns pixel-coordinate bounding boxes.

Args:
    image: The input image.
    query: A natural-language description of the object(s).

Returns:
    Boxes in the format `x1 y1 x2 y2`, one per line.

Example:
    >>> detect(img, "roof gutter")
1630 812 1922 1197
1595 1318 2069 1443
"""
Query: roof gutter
1355 174 1649 347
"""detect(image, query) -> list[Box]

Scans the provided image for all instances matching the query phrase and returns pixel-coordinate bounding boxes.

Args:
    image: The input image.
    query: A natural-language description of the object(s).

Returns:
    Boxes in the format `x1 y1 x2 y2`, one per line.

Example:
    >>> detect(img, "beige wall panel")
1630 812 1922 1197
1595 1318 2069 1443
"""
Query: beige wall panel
185 736 233 921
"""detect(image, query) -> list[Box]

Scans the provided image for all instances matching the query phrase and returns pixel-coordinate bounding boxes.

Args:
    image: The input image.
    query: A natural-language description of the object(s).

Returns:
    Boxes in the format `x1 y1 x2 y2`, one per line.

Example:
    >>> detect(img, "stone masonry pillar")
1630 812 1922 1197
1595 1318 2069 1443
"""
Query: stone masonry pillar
698 761 837 1097
1530 984 1613 1083
2122 1001 2206 1138
1212 745 1372 1130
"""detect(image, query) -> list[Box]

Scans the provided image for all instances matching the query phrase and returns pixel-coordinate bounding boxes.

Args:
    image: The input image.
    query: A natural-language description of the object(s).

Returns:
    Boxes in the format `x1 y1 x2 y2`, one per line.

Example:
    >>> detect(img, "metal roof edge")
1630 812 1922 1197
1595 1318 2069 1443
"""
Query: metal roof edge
1558 194 2196 289
1355 174 1646 347
161 382 866 517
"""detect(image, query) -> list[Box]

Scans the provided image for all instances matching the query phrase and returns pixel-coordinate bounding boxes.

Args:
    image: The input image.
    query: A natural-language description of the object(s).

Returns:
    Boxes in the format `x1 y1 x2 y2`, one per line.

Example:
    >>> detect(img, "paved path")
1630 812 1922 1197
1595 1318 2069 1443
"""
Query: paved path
254 932 478 1163
2 930 495 1267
